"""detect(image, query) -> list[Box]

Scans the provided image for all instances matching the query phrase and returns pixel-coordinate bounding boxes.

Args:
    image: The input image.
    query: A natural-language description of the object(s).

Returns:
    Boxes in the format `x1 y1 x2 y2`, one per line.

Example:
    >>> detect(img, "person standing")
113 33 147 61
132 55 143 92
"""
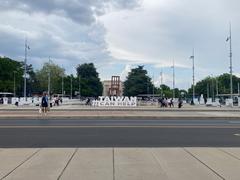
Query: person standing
41 92 49 115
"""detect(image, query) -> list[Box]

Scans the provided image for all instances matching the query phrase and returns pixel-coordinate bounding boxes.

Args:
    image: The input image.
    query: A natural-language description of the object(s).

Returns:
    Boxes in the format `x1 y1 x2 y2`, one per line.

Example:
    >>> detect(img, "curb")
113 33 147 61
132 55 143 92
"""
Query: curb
0 116 240 120
0 108 240 112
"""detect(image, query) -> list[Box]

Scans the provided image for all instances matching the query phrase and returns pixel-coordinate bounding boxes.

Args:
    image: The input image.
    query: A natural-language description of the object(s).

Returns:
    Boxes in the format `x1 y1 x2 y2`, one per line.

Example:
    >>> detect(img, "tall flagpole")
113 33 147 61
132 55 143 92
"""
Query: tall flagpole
172 60 175 99
160 69 163 98
152 74 155 100
228 23 233 101
62 66 64 98
48 57 51 97
190 49 195 104
24 38 27 101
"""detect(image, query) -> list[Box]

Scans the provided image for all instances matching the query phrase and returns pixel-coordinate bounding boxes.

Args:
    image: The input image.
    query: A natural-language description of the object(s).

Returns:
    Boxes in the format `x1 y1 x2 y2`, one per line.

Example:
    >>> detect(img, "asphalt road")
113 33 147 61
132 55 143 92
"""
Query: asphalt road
0 119 240 148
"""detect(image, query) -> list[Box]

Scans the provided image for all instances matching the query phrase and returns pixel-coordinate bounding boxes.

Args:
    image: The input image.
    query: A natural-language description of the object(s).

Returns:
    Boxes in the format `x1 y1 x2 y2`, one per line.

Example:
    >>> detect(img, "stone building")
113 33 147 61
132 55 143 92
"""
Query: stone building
102 76 124 96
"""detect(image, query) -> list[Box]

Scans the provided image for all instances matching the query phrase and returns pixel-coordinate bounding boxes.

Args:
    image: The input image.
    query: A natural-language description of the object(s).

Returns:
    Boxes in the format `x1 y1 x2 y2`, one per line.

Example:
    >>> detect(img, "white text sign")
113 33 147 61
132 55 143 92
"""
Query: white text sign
92 96 137 107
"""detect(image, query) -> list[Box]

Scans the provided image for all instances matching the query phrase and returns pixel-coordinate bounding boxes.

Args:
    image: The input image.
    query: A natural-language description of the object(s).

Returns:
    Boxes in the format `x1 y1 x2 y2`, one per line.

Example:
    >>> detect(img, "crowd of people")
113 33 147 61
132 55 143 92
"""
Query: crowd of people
158 97 183 108
31 91 186 116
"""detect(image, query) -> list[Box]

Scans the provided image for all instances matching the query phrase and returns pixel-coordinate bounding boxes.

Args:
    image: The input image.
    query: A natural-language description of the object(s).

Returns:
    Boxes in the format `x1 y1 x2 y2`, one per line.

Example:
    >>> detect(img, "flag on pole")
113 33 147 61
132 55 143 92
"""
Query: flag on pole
226 37 230 42
25 44 30 50
190 55 194 59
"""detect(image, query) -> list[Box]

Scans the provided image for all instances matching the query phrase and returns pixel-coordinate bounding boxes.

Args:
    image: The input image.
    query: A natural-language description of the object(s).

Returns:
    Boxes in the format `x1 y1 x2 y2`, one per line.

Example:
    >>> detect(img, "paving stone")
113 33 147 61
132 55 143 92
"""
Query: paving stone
220 148 240 160
115 148 169 180
0 148 38 179
152 148 220 180
4 148 74 180
60 148 113 180
186 148 240 180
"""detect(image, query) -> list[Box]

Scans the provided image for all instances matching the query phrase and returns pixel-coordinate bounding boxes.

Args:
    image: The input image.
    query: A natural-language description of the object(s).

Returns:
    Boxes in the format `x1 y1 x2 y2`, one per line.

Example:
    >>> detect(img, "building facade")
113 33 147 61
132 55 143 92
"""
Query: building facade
102 76 124 96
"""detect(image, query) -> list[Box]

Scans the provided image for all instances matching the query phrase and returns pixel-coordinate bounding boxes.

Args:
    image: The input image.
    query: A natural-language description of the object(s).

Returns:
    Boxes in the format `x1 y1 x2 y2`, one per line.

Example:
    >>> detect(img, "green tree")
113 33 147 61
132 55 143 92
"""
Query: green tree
156 84 172 98
179 89 188 98
188 73 240 98
26 64 41 96
188 76 212 98
63 74 81 97
35 62 65 95
76 63 103 97
160 84 171 91
123 66 154 96
173 88 180 98
217 73 240 94
0 56 24 96
156 84 187 98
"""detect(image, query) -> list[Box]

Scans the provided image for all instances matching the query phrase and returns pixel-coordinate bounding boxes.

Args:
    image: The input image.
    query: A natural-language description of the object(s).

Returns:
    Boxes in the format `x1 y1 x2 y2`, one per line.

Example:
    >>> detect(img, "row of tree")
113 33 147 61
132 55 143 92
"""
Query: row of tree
188 73 240 98
124 65 240 98
123 66 187 98
1 56 238 98
0 57 102 97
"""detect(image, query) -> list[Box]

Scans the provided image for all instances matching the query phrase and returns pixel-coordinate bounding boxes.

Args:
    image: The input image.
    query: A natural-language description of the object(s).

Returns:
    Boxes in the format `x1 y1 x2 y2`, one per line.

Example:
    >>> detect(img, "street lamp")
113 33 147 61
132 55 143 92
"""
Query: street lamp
152 74 155 101
62 73 64 98
70 75 73 99
79 75 81 100
238 82 240 96
211 74 214 101
48 57 51 98
207 83 209 99
160 70 163 98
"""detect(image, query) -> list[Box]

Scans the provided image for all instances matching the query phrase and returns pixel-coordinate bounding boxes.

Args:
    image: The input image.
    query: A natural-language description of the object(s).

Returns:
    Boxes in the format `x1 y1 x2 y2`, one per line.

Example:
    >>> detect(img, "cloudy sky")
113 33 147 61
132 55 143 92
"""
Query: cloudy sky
0 0 240 89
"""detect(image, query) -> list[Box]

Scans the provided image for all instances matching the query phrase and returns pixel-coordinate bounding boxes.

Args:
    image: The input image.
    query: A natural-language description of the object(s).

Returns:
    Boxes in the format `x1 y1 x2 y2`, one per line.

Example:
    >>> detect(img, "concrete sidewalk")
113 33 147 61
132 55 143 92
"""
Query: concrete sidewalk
0 148 240 180
0 104 240 112
1 109 240 120
1 104 240 120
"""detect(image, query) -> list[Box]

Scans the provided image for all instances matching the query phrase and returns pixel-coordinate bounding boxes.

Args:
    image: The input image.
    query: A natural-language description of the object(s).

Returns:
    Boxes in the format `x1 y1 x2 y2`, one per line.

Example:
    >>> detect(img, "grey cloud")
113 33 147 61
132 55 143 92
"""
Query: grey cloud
99 0 240 88
0 31 23 58
0 0 140 24
0 0 140 74
0 9 112 72
109 0 141 9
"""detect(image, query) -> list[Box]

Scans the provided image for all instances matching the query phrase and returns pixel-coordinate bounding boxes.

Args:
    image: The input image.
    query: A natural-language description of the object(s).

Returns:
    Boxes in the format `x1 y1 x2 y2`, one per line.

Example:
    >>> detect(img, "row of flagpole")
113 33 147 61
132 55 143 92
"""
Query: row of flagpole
23 38 53 100
159 23 233 103
23 23 233 102
23 39 77 100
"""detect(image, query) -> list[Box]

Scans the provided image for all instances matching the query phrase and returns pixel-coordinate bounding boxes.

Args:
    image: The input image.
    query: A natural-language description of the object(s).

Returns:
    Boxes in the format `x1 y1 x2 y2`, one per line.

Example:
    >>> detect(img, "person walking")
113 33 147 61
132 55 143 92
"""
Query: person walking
178 98 183 108
41 92 49 115
169 98 174 108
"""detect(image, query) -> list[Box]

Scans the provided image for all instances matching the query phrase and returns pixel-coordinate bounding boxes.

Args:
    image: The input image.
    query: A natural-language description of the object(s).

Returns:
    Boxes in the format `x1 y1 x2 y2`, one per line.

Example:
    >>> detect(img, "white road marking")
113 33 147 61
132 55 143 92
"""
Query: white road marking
234 134 240 136
0 125 240 129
